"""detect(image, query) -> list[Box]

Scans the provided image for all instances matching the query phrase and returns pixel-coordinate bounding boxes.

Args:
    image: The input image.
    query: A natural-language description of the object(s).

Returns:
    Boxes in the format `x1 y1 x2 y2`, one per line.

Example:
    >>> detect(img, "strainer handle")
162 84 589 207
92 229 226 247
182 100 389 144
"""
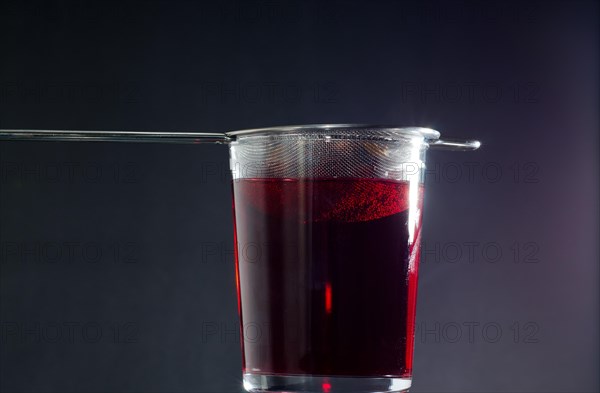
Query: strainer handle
1 129 481 151
429 138 481 151
0 129 231 144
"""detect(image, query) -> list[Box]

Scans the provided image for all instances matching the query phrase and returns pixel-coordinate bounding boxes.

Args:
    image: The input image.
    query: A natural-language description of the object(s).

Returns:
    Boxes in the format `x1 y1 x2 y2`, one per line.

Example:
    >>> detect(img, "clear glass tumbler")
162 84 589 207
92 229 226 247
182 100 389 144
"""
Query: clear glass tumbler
228 125 479 393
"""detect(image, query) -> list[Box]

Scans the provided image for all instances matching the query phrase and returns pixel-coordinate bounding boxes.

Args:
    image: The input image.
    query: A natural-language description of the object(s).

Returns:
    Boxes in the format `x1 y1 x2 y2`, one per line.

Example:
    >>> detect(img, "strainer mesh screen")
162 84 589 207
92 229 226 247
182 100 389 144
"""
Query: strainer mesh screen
230 131 427 181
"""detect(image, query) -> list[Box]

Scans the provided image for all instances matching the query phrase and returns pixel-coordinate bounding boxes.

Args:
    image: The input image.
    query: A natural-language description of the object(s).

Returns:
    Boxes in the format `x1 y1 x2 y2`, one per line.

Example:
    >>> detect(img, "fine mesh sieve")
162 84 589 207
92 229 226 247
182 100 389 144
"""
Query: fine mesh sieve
228 126 434 181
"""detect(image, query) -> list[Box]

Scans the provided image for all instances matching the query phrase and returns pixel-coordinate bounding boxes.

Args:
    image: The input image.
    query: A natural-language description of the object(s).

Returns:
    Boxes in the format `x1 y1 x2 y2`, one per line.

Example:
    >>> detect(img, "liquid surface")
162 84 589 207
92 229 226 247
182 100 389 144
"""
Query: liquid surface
232 178 423 378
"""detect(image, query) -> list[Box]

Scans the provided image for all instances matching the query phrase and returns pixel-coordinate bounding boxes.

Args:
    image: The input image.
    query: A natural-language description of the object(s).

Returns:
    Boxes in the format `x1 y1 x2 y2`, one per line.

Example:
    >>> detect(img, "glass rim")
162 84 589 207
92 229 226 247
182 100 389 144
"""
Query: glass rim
226 124 441 140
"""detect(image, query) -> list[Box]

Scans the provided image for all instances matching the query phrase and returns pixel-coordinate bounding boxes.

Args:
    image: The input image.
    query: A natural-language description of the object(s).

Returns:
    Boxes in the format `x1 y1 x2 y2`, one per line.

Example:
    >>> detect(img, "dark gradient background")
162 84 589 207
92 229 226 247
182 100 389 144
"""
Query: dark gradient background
0 1 598 392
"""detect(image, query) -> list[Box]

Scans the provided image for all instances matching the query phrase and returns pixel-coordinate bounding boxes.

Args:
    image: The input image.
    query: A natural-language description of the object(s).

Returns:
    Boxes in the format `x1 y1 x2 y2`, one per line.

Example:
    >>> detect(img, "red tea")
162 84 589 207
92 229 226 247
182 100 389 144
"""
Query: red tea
232 178 423 378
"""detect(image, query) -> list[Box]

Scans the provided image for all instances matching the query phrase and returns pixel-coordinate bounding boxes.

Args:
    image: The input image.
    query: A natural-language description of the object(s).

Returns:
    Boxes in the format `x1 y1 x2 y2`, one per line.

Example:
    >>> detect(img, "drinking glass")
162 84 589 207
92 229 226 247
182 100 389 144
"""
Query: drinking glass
228 125 479 393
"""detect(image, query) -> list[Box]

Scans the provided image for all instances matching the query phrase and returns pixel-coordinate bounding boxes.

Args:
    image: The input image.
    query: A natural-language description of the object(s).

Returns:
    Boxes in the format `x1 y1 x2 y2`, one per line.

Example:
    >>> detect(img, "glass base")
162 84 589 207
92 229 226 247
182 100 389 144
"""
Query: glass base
243 373 411 393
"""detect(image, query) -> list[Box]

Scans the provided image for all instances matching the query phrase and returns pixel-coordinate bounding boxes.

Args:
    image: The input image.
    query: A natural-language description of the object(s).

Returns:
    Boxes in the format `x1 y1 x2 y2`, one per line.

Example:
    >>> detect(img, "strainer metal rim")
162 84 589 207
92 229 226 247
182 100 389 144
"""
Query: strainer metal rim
226 124 441 140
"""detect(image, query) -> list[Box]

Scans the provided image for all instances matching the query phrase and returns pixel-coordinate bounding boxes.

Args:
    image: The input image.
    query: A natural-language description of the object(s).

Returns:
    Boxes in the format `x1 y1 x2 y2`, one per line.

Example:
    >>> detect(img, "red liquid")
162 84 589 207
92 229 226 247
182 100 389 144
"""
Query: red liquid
232 178 423 378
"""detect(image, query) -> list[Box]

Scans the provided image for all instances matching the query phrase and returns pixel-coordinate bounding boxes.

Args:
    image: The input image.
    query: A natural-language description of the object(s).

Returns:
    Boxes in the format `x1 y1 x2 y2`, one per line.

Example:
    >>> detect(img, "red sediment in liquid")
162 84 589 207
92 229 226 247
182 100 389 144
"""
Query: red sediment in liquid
237 178 411 223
